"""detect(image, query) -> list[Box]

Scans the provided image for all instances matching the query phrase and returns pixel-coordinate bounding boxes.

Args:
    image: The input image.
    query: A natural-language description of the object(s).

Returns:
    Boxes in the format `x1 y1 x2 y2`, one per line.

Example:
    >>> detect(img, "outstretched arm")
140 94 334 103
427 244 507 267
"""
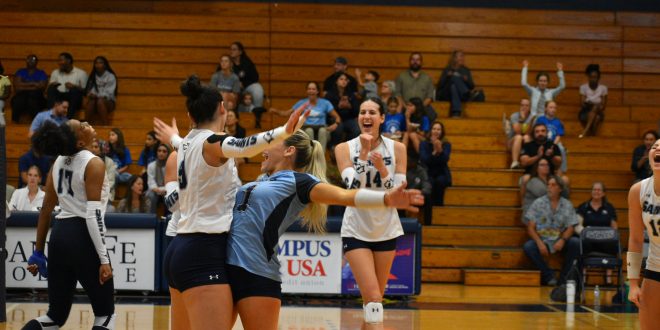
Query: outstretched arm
309 181 424 212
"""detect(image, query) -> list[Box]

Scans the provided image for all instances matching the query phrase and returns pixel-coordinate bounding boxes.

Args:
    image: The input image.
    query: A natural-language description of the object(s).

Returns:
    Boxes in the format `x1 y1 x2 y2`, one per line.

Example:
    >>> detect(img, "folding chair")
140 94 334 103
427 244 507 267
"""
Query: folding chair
579 227 624 304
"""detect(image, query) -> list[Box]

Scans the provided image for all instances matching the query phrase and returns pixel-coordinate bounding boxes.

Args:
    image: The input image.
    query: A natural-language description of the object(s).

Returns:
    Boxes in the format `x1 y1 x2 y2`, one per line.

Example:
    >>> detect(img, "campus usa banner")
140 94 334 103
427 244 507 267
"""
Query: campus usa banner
342 234 416 295
5 227 156 291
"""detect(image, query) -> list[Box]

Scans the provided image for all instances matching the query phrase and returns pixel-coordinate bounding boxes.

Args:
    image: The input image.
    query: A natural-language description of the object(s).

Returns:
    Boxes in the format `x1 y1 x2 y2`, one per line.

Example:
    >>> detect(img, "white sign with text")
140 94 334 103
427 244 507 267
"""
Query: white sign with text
278 232 342 294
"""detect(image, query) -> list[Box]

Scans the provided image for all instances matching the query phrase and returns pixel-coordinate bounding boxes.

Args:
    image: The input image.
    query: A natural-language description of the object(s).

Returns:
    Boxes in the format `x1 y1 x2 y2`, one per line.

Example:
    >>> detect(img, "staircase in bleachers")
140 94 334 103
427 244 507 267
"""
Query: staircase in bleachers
2 2 660 285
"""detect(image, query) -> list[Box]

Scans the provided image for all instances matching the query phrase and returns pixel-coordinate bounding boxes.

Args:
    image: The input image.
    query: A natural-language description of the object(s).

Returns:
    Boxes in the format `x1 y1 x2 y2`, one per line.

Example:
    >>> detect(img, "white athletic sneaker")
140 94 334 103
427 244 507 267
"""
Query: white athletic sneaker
510 161 520 169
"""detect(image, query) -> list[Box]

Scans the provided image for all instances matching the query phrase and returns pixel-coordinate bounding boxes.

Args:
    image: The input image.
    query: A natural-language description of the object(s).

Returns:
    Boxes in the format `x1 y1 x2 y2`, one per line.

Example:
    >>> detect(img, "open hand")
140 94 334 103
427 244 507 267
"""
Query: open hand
285 102 311 134
556 62 563 71
522 60 529 68
154 117 179 147
384 182 425 212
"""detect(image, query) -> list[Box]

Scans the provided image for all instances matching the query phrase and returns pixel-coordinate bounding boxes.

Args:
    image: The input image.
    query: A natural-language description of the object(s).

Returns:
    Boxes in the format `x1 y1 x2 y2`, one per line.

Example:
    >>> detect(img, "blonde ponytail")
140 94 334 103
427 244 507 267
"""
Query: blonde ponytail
285 130 328 234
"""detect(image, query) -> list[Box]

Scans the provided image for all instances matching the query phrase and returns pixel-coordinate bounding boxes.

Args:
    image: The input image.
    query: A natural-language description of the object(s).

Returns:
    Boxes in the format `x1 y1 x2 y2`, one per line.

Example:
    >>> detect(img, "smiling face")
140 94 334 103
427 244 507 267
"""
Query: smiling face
591 182 605 201
649 139 660 172
537 75 549 90
430 122 443 140
306 82 319 99
358 100 385 137
260 141 290 175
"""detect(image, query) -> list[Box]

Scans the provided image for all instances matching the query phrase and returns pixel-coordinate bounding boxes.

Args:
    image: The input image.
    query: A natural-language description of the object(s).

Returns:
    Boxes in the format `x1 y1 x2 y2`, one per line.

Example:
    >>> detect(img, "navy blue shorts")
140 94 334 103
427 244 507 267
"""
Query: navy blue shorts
226 264 281 302
163 233 229 292
646 269 660 283
342 237 398 253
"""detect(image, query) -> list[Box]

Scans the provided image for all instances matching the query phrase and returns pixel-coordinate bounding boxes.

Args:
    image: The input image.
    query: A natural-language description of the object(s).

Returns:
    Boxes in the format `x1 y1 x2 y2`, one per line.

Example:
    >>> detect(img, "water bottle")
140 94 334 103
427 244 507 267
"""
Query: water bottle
594 285 601 306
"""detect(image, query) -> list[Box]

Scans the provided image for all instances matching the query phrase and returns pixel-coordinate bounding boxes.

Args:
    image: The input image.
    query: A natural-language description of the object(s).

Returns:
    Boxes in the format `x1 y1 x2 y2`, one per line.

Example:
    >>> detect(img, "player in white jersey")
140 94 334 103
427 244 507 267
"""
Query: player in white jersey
335 97 408 325
24 120 115 330
628 138 660 330
155 75 309 330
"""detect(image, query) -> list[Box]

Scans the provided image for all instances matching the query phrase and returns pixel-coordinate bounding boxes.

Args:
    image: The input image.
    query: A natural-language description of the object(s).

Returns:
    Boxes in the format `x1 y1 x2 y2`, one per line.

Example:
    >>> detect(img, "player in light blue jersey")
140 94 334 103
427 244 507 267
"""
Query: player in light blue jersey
226 130 423 330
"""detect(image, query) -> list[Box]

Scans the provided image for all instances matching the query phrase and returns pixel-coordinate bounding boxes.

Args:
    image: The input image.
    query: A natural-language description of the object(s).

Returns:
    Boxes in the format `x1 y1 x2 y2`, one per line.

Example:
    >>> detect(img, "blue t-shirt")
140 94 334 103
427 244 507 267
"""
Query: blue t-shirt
293 98 334 126
226 170 320 282
383 113 406 135
109 146 132 169
138 148 156 167
14 68 48 83
30 110 68 133
536 116 565 141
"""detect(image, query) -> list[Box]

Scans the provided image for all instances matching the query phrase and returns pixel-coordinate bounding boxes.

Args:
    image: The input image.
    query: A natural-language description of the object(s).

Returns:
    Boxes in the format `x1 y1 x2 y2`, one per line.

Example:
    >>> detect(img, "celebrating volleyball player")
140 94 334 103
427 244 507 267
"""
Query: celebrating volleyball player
334 97 408 324
226 130 423 330
24 120 115 330
156 75 309 330
627 138 660 330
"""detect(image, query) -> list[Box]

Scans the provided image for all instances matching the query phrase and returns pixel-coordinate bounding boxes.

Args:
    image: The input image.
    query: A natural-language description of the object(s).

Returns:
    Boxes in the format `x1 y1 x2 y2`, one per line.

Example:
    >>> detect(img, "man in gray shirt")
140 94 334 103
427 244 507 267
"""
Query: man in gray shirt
395 52 435 107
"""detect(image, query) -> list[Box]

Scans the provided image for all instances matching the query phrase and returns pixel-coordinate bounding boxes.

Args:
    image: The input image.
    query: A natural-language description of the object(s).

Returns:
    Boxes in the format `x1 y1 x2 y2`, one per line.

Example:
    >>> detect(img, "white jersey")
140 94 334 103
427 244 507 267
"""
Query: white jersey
176 129 241 234
639 178 660 272
53 150 109 219
341 136 403 241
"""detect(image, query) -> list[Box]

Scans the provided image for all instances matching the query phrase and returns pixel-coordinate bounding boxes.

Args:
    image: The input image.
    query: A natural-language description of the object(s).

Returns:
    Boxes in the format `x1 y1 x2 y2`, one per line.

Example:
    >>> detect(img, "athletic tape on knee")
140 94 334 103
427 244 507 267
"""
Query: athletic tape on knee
221 126 287 158
364 302 383 323
86 201 110 264
627 251 642 279
93 314 116 330
164 181 179 212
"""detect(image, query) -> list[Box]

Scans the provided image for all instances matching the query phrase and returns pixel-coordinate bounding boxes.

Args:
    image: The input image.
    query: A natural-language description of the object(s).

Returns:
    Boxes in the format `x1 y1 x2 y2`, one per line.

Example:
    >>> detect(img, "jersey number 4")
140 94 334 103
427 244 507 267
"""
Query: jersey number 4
57 169 74 197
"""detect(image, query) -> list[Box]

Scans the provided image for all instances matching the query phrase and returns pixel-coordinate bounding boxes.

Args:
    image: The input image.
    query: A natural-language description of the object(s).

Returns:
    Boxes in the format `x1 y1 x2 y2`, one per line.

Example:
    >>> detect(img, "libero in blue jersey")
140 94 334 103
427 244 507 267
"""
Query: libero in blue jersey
224 130 423 330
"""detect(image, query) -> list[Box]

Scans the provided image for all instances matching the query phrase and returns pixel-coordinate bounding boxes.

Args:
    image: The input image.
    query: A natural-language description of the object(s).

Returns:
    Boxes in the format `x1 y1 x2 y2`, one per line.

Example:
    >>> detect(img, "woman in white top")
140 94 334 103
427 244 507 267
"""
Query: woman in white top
627 138 660 330
155 75 309 330
521 60 565 117
85 56 117 125
578 64 608 138
9 165 44 212
334 97 408 325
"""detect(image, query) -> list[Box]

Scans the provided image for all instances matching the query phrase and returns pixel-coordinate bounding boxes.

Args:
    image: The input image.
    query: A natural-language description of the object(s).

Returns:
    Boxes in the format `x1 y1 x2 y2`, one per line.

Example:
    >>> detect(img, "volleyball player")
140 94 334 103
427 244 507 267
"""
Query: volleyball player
334 97 408 324
24 120 114 330
156 75 309 330
226 130 423 330
627 138 660 330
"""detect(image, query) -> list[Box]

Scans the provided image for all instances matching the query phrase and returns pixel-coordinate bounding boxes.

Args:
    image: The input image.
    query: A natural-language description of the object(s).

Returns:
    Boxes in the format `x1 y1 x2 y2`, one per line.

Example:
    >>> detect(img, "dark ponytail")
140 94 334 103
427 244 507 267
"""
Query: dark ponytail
31 121 77 157
180 75 222 125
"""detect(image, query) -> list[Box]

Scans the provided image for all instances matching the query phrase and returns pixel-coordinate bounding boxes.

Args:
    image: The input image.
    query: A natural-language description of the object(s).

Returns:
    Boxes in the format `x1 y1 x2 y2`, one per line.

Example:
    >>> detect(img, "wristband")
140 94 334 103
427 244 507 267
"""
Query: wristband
170 134 183 150
627 251 642 279
354 189 386 208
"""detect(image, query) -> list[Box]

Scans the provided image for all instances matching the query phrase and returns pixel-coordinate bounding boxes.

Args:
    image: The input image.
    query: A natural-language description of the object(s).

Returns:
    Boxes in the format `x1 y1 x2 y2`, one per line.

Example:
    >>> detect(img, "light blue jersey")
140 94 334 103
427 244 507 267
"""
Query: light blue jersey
226 170 320 282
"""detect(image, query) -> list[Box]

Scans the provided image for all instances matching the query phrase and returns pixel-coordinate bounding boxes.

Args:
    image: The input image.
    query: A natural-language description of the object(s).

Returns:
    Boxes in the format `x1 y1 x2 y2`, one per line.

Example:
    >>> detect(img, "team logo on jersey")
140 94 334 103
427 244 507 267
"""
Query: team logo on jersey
642 201 660 215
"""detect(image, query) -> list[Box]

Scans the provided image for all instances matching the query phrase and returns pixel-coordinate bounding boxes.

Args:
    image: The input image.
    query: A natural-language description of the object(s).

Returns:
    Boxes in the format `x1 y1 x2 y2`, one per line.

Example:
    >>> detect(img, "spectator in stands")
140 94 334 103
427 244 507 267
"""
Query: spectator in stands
521 158 553 220
521 60 565 117
9 165 44 212
237 92 254 113
11 54 48 123
323 56 358 97
405 97 431 154
211 54 241 110
536 101 567 173
354 68 380 99
108 127 133 183
146 143 171 214
579 64 608 138
91 139 116 212
406 152 432 225
47 52 87 119
138 131 158 170
117 175 151 213
507 99 533 169
270 82 340 152
17 148 51 188
631 130 659 183
419 121 452 206
383 97 406 142
396 52 435 111
0 60 12 117
523 175 579 286
436 50 475 118
519 123 562 178
230 41 264 108
379 80 396 101
28 97 69 137
326 73 360 147
84 56 117 125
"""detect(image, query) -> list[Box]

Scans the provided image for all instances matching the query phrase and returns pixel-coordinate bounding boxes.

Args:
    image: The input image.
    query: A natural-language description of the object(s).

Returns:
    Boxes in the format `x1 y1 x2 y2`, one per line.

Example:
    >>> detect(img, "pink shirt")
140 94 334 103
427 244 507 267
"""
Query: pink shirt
579 83 608 104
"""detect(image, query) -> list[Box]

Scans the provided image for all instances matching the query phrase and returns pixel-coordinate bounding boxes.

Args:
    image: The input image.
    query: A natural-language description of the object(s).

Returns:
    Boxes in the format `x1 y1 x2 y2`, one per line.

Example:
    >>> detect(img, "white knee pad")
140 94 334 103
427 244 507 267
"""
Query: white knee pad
92 314 116 330
363 302 383 324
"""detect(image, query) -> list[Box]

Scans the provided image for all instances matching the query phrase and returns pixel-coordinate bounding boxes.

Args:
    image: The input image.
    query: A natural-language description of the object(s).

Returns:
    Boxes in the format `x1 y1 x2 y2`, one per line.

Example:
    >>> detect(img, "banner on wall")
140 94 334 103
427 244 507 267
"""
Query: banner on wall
279 232 343 294
5 227 156 291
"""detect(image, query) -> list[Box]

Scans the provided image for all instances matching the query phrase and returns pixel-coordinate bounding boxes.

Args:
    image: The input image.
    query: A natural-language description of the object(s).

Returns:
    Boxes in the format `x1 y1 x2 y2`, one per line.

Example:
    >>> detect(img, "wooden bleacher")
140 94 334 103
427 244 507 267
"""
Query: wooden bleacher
2 2 660 286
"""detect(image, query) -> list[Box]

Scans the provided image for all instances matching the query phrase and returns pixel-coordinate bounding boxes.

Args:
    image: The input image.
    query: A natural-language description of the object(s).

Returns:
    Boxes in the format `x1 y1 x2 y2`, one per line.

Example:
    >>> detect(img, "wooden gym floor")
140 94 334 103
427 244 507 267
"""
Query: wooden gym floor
1 284 639 329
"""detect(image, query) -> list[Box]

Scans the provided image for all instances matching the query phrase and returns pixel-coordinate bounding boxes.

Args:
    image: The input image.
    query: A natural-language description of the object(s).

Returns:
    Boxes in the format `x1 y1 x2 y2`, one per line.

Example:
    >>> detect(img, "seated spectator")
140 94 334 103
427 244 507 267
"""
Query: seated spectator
107 128 132 183
9 165 44 211
579 64 608 138
11 54 47 124
230 42 264 108
523 176 579 285
91 139 116 212
521 159 570 221
519 123 562 186
436 50 475 117
146 144 171 214
29 97 69 137
521 60 565 117
326 73 360 147
47 52 87 119
237 92 255 113
405 97 431 154
383 97 406 142
211 54 241 110
632 130 659 183
419 121 451 206
18 148 51 188
379 80 396 101
536 101 567 173
84 56 117 125
138 131 158 171
270 82 340 152
323 57 358 97
0 60 12 117
116 175 150 213
396 52 436 122
225 109 246 166
507 99 533 169
354 68 380 99
406 153 432 225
